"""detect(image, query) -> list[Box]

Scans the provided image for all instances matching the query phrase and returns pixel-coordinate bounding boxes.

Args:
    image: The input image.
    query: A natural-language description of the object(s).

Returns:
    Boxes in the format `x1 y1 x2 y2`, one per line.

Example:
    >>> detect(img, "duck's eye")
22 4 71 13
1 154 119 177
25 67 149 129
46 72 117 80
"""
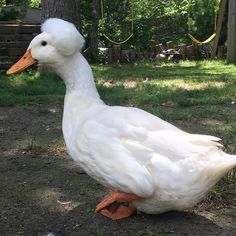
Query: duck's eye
41 41 47 46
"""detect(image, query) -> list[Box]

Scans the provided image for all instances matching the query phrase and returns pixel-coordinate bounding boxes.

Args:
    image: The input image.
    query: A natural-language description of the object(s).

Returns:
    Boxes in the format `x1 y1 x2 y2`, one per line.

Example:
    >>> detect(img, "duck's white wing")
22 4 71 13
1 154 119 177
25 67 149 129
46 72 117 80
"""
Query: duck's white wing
76 106 221 197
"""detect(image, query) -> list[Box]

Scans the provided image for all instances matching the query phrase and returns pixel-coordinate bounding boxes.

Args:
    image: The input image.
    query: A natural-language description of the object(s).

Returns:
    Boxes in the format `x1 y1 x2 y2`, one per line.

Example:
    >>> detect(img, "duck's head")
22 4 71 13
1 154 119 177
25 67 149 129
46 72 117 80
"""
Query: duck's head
7 18 85 74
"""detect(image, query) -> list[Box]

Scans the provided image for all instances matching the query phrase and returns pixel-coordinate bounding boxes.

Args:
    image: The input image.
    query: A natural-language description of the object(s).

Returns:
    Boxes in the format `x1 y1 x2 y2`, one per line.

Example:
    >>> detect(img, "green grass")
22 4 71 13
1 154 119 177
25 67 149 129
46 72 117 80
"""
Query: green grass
94 60 236 122
94 60 236 107
136 227 175 236
230 122 236 135
0 60 236 122
0 70 65 106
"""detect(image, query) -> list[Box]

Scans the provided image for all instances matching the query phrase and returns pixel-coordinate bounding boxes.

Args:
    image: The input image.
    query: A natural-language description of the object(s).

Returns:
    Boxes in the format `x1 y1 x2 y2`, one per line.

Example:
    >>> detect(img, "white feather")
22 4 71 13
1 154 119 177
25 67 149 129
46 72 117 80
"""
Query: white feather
42 18 85 55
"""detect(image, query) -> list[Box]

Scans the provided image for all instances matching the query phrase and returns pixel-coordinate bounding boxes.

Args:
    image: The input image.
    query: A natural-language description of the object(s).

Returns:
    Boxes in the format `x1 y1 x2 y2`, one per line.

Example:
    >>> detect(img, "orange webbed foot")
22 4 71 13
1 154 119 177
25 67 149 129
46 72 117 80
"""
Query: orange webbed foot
95 192 141 220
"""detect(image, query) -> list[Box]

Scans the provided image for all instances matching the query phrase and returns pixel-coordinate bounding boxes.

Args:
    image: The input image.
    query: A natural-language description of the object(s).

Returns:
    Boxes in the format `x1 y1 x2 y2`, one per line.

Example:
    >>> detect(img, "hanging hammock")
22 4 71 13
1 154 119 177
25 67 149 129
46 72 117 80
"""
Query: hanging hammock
188 33 216 46
100 0 134 45
187 0 217 46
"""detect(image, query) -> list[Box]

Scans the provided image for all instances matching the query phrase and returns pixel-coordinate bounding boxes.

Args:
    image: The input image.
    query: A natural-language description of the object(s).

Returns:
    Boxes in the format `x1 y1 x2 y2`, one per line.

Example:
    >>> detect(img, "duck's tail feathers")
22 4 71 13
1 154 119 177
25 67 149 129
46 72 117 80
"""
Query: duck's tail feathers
213 152 236 178
189 134 222 148
200 152 236 190
225 153 236 168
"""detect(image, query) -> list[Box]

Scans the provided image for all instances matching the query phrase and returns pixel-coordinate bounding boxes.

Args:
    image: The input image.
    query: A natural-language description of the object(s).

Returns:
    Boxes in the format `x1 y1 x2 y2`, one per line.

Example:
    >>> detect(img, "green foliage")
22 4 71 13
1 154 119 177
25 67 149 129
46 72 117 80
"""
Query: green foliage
0 0 35 21
0 0 222 50
29 0 40 8
188 0 220 38
0 0 40 9
0 7 20 20
80 0 221 50
96 0 190 49
0 0 5 7
100 1 134 44
13 0 28 8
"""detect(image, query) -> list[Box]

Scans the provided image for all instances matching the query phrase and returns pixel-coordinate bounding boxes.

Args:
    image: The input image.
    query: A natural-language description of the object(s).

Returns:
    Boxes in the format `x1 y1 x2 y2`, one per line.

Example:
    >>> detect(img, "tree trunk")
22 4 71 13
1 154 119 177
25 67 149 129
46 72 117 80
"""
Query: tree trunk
211 0 227 59
227 0 236 63
41 0 81 29
85 0 100 62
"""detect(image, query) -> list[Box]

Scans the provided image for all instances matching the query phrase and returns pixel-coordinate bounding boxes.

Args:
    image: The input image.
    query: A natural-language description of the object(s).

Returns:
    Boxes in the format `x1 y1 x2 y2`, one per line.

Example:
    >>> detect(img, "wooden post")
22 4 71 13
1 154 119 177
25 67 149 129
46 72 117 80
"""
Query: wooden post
107 48 113 64
211 0 227 59
158 43 164 51
113 45 121 63
186 45 199 60
130 50 136 62
227 0 236 63
154 45 161 55
166 41 173 49
121 50 130 63
217 45 225 59
178 44 187 59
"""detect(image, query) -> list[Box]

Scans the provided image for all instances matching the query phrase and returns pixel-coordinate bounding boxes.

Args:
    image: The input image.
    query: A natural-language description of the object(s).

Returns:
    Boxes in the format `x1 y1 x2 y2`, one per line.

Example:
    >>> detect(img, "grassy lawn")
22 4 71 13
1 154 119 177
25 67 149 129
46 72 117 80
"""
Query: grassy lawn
1 61 235 101
95 60 236 121
1 60 236 139
1 60 235 119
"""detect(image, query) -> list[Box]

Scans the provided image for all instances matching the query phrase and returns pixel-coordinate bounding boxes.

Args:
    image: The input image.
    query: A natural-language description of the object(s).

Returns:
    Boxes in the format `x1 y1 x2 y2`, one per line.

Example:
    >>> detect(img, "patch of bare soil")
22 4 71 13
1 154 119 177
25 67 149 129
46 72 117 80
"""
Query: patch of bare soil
0 105 235 236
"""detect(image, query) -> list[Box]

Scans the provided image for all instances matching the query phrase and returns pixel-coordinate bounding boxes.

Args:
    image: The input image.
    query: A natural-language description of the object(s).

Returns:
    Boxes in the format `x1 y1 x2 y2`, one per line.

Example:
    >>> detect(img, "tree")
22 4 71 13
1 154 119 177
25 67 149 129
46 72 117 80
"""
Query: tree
41 0 81 29
86 0 100 62
227 0 236 63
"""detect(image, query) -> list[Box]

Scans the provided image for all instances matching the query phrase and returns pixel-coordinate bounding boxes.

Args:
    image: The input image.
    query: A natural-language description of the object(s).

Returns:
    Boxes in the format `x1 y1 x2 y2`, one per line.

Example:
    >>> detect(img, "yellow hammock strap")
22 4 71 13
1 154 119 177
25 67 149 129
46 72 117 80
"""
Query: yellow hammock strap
103 33 134 45
101 0 134 45
188 33 216 46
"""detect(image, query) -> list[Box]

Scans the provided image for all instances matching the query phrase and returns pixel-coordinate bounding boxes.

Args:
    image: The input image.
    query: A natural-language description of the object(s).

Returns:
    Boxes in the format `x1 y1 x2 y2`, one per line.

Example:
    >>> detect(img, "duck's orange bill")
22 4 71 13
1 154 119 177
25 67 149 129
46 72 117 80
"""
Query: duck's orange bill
6 50 37 75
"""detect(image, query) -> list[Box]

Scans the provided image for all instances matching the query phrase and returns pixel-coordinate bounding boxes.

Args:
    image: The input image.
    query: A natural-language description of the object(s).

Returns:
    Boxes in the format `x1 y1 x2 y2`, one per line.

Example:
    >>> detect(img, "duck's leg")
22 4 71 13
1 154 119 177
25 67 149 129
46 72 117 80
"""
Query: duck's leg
95 192 141 220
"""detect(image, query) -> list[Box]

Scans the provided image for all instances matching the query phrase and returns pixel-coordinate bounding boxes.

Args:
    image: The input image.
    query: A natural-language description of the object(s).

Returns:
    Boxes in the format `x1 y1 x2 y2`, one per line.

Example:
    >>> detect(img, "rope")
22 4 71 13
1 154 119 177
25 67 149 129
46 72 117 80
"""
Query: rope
101 0 134 45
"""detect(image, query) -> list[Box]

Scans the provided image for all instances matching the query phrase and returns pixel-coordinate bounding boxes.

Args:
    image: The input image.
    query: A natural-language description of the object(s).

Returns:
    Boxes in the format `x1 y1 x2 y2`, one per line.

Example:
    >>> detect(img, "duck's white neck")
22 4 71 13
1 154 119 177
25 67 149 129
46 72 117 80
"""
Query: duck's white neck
54 52 102 103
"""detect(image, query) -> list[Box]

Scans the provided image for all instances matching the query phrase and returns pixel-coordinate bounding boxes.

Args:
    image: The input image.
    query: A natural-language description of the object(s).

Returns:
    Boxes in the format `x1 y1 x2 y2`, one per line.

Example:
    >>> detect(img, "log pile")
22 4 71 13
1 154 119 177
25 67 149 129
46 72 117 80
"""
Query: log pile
98 40 226 64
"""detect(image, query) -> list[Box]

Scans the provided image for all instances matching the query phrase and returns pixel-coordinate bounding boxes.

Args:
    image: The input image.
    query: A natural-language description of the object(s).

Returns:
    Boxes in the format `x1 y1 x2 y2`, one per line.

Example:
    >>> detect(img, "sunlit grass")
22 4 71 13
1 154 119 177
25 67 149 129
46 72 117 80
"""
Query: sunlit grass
0 60 236 120
0 70 65 106
94 61 236 119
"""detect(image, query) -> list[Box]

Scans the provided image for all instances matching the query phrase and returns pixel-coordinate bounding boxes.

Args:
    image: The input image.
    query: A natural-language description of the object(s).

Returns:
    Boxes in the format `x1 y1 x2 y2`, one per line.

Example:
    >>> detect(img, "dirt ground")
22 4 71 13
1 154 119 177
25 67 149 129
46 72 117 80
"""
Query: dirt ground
0 104 235 236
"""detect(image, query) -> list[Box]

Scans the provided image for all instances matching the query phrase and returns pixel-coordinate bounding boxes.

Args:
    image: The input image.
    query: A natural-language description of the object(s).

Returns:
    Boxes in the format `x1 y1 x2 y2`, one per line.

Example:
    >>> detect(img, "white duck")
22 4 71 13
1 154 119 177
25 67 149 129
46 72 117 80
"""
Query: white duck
7 18 236 220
